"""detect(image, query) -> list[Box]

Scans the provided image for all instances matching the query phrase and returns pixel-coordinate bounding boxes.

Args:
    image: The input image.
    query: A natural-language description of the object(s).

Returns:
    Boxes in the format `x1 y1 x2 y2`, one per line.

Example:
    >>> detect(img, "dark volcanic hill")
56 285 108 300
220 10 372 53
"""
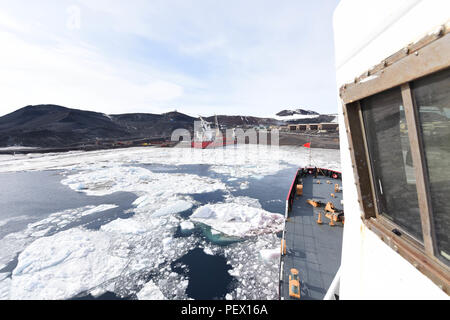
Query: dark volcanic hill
0 105 281 148
0 105 199 148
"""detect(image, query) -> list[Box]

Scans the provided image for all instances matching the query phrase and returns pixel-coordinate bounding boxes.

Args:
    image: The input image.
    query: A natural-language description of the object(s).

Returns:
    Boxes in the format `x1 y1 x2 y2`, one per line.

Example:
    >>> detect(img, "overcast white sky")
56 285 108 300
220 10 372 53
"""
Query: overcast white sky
0 0 340 117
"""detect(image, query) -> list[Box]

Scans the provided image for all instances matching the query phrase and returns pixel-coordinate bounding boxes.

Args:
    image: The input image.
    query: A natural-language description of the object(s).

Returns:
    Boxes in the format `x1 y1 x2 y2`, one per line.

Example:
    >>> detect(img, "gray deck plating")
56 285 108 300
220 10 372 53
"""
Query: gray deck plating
280 174 344 300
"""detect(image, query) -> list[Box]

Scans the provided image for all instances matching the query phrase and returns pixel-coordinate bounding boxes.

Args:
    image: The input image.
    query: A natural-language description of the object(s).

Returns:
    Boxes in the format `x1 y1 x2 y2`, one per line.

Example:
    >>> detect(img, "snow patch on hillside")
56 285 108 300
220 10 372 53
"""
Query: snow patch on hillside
275 114 320 121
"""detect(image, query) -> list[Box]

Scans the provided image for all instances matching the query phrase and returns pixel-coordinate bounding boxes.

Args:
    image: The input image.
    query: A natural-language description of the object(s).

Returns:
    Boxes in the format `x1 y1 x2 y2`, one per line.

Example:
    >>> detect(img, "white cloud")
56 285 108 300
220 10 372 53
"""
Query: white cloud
144 81 184 102
0 0 340 117
0 10 27 33
0 26 188 115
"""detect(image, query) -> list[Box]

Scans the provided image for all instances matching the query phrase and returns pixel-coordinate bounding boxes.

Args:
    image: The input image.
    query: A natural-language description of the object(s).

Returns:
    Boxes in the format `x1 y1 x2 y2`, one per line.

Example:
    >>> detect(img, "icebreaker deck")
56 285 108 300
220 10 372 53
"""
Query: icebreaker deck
279 168 344 300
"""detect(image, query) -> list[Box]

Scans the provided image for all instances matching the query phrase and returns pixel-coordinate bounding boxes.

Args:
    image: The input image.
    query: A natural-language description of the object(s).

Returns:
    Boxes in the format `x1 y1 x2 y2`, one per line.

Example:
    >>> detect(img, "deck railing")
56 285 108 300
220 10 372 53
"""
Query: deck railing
286 169 301 216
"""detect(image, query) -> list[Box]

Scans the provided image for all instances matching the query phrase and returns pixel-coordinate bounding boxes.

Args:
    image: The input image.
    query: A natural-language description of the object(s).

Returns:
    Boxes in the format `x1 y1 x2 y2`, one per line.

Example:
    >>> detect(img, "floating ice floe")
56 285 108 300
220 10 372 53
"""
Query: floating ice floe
211 229 220 235
2 211 199 300
180 221 195 231
80 204 118 217
137 280 166 300
9 228 128 300
0 204 120 269
203 247 214 256
73 183 86 192
224 195 262 209
190 203 284 238
100 218 147 235
260 249 280 262
239 181 250 190
61 166 227 198
152 201 193 217
162 237 173 247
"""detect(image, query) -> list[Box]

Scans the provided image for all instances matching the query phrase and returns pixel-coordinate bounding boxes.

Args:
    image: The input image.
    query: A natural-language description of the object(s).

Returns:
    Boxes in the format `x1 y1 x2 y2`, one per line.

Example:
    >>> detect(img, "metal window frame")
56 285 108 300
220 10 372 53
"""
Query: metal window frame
340 23 450 294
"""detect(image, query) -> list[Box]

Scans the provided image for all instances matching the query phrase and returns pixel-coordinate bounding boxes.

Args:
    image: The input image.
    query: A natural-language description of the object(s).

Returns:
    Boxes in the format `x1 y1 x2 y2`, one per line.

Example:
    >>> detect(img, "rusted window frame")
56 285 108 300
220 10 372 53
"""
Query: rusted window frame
340 23 450 294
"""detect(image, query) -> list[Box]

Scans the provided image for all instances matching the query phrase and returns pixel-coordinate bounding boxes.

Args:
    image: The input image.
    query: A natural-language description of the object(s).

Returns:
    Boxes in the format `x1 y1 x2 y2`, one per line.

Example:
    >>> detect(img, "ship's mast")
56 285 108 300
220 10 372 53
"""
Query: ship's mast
214 114 220 137
308 135 312 167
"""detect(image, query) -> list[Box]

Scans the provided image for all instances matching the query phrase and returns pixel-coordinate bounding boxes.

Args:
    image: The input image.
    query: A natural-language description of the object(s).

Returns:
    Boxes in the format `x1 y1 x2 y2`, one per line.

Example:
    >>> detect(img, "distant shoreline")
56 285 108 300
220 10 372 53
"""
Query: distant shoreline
0 132 339 155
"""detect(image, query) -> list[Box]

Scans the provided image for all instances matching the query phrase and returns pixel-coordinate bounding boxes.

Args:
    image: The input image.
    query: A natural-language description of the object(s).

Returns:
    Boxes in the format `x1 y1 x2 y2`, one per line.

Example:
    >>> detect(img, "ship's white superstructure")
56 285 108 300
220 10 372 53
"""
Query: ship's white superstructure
193 115 236 149
332 0 450 299
194 116 215 143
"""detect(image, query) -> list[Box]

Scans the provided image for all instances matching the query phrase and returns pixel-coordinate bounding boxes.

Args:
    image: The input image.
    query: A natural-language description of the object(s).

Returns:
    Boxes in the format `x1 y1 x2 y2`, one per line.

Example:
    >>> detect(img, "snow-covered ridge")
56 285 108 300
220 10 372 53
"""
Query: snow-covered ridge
274 114 320 121
276 109 319 117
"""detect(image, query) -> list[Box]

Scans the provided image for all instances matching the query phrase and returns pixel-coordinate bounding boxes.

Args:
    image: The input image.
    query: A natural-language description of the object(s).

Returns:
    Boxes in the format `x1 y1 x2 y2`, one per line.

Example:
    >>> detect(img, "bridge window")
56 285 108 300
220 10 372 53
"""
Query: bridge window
361 87 423 241
339 28 450 293
412 67 450 264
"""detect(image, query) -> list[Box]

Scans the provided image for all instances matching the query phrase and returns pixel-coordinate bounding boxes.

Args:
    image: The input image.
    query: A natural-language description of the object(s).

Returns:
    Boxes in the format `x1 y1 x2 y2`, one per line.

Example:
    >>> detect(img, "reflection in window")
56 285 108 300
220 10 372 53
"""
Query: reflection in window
361 87 423 241
413 68 450 264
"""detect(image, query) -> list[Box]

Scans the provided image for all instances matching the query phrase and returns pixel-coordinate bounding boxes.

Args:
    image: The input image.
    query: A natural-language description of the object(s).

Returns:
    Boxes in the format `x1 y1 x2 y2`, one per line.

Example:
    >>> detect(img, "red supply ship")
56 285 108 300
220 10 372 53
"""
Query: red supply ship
191 115 236 149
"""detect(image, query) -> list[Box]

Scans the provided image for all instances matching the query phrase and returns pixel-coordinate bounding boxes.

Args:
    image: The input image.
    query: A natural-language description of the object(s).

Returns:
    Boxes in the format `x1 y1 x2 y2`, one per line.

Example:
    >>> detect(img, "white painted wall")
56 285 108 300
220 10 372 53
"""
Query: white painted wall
333 0 449 299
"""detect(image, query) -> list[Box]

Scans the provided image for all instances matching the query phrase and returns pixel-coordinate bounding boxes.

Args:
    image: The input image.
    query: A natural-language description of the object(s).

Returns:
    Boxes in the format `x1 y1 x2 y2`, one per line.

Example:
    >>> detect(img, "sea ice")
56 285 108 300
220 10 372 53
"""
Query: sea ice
0 276 11 299
61 166 227 198
152 201 193 217
162 238 173 247
180 221 195 231
196 233 281 300
100 218 147 235
9 228 128 300
0 204 119 269
260 249 280 262
4 211 199 300
224 195 262 209
137 280 166 300
190 203 284 238
210 229 220 235
222 234 280 300
0 145 341 300
239 181 250 190
203 247 214 256
0 145 341 179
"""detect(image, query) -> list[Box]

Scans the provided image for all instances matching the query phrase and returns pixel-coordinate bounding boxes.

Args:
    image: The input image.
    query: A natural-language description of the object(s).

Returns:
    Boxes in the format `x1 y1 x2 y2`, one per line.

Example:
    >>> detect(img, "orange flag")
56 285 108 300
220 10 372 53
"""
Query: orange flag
303 143 311 148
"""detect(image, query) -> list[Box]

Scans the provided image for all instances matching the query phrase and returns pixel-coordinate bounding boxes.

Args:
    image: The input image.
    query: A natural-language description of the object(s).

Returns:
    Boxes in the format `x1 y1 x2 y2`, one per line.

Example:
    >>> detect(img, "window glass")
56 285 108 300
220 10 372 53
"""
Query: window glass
361 87 423 241
412 68 450 264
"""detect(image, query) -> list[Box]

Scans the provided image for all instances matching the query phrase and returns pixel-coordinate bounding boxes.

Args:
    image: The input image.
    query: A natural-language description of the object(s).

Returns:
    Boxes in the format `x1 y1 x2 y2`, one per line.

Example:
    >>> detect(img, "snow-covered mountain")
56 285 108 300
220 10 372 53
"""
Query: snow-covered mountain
275 109 337 123
276 109 319 117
